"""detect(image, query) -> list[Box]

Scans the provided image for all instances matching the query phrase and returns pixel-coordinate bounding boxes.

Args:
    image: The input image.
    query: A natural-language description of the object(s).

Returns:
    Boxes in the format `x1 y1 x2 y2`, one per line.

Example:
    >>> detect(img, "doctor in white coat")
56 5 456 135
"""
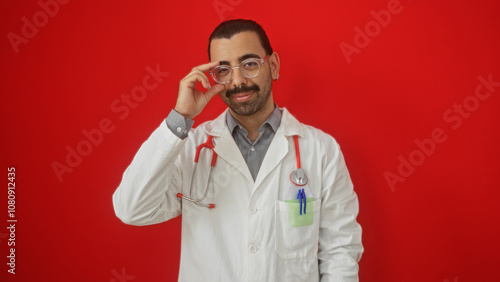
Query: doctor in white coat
113 19 363 282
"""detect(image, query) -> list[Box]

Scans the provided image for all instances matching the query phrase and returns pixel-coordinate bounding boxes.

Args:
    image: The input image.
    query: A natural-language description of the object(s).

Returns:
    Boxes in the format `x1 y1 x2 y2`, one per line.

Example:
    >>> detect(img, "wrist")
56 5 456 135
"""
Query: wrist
173 107 195 120
166 109 195 140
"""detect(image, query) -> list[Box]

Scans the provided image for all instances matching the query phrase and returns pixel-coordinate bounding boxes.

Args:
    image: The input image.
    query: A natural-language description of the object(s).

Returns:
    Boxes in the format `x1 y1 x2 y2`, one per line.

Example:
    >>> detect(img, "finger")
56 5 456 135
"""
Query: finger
204 84 225 101
181 62 218 81
181 72 211 89
192 61 220 73
189 69 213 89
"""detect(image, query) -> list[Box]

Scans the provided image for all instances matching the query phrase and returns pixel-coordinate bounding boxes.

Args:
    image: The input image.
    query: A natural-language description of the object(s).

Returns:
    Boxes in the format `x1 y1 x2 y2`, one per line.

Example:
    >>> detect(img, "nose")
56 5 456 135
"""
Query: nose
231 67 247 87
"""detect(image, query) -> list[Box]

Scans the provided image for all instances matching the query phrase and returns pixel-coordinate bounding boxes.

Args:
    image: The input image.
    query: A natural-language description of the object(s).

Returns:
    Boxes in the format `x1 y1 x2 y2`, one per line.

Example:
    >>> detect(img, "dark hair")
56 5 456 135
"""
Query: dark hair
208 19 273 61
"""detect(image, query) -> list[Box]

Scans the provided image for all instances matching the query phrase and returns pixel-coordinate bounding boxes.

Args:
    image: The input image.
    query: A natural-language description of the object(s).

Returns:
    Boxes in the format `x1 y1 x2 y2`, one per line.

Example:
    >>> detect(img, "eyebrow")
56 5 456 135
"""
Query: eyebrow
219 53 261 65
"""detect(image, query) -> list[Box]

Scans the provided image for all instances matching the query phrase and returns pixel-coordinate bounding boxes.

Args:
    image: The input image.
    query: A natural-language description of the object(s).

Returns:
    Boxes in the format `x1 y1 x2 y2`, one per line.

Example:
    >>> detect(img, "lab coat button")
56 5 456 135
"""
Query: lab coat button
249 207 257 214
249 244 258 253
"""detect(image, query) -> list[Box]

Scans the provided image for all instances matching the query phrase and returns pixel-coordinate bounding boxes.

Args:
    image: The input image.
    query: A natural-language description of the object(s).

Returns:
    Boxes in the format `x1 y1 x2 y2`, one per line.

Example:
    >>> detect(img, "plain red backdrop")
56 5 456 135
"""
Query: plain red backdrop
1 0 499 281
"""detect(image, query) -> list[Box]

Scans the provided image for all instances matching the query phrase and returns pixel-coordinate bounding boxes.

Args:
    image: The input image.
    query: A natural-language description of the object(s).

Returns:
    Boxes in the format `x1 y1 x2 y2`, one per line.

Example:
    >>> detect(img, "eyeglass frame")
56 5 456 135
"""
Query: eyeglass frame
209 54 270 84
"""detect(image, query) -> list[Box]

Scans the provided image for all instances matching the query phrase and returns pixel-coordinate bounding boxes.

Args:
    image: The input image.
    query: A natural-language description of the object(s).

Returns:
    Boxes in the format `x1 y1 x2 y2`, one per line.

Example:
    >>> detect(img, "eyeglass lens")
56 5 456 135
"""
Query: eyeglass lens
213 60 261 83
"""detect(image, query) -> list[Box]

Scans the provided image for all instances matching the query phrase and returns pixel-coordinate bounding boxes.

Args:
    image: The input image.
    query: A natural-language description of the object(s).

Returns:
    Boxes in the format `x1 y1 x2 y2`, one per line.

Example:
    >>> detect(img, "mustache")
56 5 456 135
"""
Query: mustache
226 84 260 97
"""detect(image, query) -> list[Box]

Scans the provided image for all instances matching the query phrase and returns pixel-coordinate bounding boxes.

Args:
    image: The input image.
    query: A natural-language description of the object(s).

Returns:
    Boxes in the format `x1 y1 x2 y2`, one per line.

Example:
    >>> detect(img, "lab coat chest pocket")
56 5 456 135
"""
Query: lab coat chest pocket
275 199 321 259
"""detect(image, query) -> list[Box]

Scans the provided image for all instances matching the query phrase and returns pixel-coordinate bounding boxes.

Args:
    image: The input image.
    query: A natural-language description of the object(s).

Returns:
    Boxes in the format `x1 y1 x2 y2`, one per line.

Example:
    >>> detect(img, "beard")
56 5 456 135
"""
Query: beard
219 72 273 116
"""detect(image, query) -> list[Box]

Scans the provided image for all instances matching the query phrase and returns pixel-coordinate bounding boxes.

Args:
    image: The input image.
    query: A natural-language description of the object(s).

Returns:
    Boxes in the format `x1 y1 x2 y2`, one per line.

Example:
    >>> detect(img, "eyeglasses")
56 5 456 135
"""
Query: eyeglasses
209 55 269 84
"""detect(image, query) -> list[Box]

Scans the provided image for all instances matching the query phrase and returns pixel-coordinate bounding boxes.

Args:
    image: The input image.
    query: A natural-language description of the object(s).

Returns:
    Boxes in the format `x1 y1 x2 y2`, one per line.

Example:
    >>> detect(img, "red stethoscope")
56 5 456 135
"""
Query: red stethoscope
176 135 307 209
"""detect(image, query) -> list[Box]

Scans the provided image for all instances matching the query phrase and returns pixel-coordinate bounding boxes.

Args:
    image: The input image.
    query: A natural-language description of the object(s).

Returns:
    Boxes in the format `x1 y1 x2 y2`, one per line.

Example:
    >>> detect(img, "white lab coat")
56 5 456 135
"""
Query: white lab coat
113 108 363 282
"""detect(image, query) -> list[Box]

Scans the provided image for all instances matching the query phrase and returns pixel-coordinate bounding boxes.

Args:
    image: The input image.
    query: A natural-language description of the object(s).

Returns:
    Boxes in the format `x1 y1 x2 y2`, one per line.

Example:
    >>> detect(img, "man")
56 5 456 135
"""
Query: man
113 19 363 281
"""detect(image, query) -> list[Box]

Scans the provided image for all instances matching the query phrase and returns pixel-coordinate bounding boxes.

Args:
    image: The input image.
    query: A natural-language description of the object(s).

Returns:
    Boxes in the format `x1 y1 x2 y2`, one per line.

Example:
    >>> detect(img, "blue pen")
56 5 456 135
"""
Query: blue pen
297 190 303 215
301 189 306 215
297 188 307 215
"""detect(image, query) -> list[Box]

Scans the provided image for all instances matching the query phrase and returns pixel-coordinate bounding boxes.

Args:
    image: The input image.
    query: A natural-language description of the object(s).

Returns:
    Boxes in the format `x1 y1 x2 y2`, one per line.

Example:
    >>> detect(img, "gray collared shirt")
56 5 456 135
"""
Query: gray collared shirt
165 105 282 180
225 106 282 180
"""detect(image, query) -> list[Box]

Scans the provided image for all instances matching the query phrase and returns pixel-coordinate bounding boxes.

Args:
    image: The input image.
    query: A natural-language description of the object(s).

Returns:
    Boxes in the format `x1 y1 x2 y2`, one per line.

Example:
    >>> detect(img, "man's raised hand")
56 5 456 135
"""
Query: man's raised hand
174 61 225 119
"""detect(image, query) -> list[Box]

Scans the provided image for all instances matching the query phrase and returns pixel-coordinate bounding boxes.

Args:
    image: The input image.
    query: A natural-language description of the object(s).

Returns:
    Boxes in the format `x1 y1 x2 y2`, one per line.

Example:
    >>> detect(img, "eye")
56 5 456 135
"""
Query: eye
243 61 259 71
244 61 258 67
217 68 230 75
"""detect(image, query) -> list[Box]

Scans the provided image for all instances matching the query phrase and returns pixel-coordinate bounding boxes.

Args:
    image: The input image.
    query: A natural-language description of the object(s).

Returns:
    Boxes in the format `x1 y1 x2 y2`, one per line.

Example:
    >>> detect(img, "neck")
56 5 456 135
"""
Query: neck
229 96 275 142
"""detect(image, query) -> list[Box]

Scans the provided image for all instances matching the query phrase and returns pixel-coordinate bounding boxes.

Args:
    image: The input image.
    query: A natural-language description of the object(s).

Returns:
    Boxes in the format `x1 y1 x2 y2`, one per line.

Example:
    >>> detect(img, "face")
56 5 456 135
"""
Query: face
209 31 277 117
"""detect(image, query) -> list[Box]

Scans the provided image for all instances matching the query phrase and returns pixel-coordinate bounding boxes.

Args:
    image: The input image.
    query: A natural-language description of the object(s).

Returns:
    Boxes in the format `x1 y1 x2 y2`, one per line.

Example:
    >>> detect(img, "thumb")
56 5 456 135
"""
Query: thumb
204 84 225 101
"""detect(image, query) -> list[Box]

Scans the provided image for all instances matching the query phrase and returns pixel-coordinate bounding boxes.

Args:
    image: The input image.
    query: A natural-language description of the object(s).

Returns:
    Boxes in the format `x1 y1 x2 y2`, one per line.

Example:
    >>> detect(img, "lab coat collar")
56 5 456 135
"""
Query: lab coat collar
203 107 304 187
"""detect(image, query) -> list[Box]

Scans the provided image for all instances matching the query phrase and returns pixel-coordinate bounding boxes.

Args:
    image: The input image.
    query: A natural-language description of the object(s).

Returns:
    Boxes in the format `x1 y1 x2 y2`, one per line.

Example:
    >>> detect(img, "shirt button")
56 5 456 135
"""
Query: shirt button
176 127 182 133
250 146 255 152
249 207 257 214
249 244 258 253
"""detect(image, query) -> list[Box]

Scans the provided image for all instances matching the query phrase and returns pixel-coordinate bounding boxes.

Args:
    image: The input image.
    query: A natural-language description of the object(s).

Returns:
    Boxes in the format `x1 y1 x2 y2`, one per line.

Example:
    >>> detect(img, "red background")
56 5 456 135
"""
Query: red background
1 0 499 281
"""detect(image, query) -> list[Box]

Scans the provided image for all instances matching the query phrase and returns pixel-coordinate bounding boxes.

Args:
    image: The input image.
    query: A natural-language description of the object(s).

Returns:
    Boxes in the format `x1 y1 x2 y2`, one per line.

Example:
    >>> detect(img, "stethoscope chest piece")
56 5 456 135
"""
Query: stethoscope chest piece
290 168 308 186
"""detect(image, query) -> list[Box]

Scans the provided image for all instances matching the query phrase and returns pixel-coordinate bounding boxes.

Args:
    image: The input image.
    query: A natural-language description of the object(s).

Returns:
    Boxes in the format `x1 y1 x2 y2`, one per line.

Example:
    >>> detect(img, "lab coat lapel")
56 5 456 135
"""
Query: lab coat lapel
253 108 304 189
204 110 254 184
253 130 288 188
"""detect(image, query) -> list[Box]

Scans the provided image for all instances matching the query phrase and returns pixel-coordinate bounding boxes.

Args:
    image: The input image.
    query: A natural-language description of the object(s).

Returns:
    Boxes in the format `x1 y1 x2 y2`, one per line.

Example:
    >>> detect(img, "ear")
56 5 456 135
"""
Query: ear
269 52 280 81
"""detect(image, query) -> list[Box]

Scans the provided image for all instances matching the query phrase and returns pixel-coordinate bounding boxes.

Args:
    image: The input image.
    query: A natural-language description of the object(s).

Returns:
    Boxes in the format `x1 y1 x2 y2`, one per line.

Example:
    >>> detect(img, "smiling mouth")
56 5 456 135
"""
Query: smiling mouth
231 91 254 102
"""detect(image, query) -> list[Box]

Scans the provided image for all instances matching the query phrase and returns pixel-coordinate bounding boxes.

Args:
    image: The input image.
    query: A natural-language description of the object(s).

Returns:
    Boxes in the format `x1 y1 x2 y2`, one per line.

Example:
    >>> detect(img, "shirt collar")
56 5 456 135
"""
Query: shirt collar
226 103 282 134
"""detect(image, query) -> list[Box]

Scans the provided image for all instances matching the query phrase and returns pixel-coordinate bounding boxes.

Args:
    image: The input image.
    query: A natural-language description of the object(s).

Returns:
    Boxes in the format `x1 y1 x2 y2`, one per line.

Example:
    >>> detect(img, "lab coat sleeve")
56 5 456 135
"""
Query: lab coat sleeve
318 141 363 282
112 121 186 226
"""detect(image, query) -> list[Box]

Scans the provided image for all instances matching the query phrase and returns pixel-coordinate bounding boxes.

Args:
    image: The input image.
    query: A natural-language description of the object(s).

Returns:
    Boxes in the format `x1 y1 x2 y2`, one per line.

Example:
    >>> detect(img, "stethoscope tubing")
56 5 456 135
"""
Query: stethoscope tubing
176 135 217 209
177 134 305 209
